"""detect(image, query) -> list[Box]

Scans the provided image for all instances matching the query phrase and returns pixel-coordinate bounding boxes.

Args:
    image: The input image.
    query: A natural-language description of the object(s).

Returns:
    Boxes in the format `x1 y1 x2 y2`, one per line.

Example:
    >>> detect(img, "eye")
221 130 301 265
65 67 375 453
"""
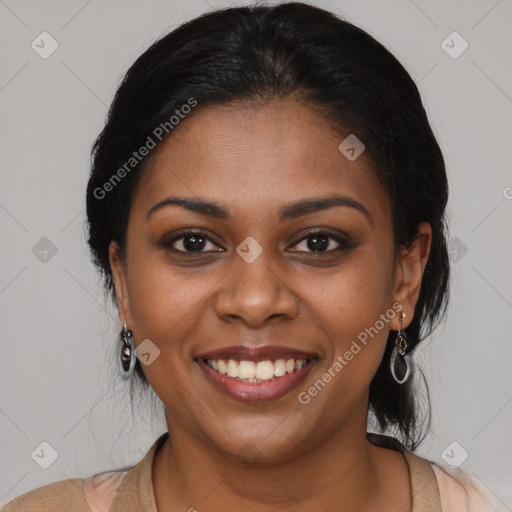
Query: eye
160 229 355 256
163 230 223 253
288 230 353 254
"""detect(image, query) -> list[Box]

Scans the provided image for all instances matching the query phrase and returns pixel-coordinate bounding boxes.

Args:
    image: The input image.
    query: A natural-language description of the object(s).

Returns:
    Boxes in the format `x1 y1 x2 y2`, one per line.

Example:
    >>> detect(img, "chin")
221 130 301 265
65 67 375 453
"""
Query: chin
204 421 315 465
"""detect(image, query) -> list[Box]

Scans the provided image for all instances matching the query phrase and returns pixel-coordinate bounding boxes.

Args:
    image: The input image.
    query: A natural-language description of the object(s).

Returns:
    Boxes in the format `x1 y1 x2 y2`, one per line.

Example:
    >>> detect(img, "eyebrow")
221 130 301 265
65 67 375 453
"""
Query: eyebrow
146 194 372 223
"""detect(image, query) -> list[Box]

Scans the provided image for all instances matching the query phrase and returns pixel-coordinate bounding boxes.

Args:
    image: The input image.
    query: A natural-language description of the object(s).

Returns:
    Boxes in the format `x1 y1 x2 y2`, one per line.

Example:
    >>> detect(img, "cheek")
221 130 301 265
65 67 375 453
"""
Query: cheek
126 251 215 343
305 247 393 326
124 256 213 407
302 247 394 378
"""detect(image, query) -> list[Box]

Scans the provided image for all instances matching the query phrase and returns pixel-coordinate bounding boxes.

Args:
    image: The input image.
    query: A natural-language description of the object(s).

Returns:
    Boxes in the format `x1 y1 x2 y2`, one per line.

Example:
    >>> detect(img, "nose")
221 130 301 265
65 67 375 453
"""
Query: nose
214 249 299 329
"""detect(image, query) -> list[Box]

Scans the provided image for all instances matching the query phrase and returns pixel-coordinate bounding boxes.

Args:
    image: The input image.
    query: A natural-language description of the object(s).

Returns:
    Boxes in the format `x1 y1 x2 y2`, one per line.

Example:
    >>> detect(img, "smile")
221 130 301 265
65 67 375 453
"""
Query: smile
195 345 318 403
204 358 308 382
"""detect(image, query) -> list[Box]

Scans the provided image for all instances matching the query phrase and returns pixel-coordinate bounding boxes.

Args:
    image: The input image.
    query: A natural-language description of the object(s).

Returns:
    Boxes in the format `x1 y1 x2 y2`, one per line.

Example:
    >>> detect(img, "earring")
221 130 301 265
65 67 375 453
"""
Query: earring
120 323 135 378
390 311 411 384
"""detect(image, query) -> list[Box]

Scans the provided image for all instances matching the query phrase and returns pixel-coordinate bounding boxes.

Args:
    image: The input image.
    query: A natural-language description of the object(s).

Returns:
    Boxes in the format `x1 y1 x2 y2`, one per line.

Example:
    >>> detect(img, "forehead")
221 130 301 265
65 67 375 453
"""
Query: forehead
131 101 390 224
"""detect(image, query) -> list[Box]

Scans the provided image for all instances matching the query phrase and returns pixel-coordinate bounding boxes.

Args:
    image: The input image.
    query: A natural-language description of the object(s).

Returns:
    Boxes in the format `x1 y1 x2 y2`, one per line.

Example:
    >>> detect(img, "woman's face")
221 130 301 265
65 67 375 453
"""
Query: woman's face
110 100 430 461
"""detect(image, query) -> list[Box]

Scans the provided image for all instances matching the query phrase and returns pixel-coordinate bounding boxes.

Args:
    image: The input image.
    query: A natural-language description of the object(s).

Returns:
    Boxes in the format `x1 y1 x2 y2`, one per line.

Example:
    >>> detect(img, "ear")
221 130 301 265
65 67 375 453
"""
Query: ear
390 222 432 330
109 240 132 326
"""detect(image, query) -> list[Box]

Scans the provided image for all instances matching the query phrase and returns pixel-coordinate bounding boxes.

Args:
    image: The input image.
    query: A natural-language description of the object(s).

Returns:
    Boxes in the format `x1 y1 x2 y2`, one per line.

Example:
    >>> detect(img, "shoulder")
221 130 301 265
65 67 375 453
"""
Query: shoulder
1 434 166 512
1 477 89 512
430 462 508 512
399 447 507 512
1 470 129 512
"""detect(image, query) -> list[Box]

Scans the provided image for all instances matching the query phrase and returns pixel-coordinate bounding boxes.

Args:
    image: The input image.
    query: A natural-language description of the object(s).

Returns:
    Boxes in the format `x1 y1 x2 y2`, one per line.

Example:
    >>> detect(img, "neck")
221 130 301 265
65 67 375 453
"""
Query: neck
151 408 409 511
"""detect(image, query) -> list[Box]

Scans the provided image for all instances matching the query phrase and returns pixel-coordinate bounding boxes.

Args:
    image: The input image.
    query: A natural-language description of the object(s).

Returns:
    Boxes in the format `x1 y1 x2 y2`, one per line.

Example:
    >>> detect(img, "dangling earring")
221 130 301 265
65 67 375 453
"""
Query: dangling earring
120 323 135 378
390 311 411 384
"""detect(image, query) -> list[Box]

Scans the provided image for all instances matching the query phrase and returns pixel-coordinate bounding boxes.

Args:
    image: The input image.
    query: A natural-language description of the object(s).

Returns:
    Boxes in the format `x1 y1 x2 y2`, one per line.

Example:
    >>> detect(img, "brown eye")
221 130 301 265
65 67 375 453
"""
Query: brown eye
162 231 223 253
289 231 354 254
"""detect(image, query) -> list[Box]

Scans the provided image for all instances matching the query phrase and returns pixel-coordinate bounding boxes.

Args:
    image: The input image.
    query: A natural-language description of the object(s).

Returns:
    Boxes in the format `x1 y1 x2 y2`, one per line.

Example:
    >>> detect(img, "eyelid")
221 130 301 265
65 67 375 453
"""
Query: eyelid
161 229 225 252
161 228 355 255
287 229 353 252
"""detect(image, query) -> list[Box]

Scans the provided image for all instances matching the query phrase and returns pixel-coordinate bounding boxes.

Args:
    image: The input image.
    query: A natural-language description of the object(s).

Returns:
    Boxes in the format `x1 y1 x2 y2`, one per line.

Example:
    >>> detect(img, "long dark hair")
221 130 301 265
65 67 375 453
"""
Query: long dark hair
86 1 450 451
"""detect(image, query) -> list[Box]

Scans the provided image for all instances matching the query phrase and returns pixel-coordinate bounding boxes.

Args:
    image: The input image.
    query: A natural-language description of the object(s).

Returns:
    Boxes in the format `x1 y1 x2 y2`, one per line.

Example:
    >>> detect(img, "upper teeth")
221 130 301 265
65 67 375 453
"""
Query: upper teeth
206 359 307 381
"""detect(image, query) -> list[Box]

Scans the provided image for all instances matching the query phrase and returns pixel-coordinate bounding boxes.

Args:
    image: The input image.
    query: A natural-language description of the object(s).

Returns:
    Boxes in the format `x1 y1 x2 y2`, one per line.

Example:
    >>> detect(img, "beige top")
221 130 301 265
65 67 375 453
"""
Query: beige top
1 432 505 511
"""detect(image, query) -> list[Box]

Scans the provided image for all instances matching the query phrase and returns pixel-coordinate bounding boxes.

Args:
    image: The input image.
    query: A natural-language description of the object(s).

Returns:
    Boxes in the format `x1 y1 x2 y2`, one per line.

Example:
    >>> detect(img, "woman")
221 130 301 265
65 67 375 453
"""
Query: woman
3 2 506 511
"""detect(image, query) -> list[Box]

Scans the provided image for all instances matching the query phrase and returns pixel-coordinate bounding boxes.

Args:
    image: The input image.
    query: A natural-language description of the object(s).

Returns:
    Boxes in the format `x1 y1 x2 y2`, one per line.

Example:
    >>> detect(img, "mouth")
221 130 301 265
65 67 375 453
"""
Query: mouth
203 357 311 381
195 345 318 403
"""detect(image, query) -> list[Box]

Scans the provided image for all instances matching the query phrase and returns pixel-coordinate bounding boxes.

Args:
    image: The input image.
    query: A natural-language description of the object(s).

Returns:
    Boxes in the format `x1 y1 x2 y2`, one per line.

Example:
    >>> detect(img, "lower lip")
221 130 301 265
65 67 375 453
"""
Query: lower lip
196 359 316 403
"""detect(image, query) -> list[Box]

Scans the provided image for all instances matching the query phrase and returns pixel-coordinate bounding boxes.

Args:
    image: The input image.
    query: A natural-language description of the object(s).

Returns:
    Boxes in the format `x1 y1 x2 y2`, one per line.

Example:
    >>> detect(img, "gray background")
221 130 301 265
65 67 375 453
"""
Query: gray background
1 0 511 507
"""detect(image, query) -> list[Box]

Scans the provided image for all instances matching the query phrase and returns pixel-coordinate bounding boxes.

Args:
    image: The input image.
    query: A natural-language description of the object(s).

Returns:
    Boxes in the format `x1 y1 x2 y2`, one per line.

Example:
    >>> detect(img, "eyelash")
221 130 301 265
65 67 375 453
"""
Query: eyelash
161 229 356 255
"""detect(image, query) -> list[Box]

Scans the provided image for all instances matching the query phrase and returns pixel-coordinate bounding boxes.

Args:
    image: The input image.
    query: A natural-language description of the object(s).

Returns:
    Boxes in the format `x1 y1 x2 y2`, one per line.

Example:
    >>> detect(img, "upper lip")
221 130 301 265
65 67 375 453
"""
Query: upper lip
196 345 318 362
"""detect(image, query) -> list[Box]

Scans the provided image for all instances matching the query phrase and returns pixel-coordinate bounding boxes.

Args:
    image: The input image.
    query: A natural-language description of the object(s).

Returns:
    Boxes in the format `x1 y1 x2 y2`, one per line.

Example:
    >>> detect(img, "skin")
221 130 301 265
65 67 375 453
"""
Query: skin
109 100 431 512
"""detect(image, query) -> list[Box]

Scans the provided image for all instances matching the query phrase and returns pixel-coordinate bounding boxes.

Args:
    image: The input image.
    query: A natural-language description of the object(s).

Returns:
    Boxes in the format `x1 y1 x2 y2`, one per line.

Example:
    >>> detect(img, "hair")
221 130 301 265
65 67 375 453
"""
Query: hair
86 1 450 451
